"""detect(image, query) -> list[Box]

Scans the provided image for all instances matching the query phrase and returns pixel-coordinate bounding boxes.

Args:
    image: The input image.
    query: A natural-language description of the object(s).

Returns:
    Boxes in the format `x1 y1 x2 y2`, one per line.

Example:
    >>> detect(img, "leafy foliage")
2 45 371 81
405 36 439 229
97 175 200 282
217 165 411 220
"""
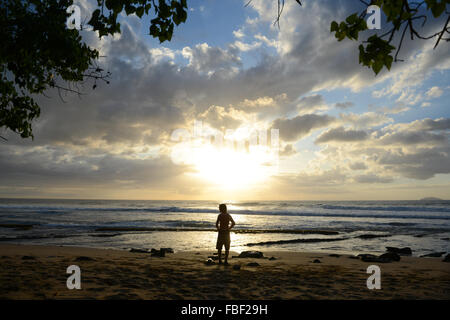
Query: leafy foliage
330 0 450 75
1 0 188 139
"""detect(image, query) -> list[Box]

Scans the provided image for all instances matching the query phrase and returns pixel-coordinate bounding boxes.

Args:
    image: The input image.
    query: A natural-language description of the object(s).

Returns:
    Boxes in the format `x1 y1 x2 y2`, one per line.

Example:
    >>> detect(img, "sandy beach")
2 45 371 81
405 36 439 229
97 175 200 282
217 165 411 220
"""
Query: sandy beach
0 244 448 300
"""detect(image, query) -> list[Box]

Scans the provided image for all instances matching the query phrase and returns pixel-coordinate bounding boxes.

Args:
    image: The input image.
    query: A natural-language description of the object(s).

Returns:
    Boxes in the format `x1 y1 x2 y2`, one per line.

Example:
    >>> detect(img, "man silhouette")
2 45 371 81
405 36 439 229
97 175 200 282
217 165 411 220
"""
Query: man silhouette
215 203 235 265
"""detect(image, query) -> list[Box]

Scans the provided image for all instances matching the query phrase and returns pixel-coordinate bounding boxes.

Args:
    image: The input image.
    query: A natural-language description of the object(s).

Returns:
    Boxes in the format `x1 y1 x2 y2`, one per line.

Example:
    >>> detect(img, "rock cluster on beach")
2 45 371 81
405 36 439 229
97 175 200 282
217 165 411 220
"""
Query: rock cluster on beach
204 251 277 267
234 251 265 259
353 246 450 263
420 252 446 258
386 246 412 255
356 247 411 263
129 247 174 257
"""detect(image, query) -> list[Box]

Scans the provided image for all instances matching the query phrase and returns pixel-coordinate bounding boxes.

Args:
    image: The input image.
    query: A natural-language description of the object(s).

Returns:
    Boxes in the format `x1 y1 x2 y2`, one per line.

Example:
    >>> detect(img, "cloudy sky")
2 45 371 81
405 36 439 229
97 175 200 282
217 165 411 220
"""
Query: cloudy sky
1 0 449 200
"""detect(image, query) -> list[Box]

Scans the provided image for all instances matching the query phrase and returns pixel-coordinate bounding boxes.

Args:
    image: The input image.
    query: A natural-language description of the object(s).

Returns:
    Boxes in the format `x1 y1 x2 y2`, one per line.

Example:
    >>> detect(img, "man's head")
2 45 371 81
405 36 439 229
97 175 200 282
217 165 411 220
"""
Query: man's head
219 203 227 214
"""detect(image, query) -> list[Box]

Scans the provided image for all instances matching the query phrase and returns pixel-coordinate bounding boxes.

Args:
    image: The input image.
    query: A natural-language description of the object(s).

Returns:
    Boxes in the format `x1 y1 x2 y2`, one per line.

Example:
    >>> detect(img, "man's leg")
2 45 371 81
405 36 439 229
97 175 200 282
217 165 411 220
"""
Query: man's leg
224 249 229 264
218 248 222 264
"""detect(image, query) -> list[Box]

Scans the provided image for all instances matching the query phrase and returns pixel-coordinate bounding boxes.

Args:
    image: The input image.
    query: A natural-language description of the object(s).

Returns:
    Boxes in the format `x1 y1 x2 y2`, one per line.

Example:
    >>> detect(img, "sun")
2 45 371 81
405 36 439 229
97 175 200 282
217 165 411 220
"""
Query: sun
193 144 278 189
171 139 279 190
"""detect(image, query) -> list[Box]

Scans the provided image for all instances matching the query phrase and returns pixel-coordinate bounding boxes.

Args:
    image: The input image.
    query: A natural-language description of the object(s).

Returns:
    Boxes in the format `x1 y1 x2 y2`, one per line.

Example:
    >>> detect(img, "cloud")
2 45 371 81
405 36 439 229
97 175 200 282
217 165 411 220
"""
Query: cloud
354 173 393 184
181 43 242 75
349 162 368 170
374 118 450 146
377 131 447 146
0 145 189 188
339 112 393 129
376 147 450 180
426 86 443 98
198 105 244 130
280 143 297 157
335 102 354 109
233 29 245 39
254 34 279 48
315 127 368 144
272 114 335 142
376 104 410 115
418 118 450 131
231 40 262 52
296 95 328 114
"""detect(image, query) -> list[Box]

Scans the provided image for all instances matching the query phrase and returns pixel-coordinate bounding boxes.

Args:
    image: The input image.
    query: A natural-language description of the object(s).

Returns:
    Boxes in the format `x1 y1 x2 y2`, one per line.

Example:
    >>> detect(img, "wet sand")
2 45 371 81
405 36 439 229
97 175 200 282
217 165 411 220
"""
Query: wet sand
0 244 449 299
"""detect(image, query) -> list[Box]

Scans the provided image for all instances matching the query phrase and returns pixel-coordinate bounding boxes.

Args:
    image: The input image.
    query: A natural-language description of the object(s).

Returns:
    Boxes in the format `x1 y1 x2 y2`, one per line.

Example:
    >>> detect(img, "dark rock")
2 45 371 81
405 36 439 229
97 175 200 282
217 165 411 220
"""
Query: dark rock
348 255 359 259
161 248 174 253
441 238 449 241
130 248 149 253
75 256 95 262
0 224 34 231
329 254 341 258
22 256 35 260
269 257 277 261
443 254 450 262
379 252 401 262
420 252 446 258
358 254 378 260
247 237 348 246
313 259 321 263
246 262 260 267
151 249 165 257
358 254 385 263
358 252 400 263
90 233 120 237
357 234 391 239
386 247 412 255
204 258 214 265
237 251 264 259
361 256 384 262
232 264 241 270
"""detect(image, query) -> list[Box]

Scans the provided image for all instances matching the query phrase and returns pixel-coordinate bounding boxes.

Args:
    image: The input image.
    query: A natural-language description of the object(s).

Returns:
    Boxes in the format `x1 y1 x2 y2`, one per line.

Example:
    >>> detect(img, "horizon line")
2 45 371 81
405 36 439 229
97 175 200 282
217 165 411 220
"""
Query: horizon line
0 197 448 202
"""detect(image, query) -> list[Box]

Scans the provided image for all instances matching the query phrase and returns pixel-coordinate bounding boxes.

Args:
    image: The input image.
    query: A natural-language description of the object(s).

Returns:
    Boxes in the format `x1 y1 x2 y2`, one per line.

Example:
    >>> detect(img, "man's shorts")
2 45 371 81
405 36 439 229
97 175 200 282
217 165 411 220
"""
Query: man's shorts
216 230 231 250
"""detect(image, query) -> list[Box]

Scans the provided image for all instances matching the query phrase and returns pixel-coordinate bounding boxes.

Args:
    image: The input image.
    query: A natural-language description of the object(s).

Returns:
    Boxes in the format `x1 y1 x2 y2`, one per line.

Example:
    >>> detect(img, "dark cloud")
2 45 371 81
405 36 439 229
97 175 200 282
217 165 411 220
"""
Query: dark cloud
280 143 297 157
335 102 354 109
272 114 335 142
315 127 368 144
349 162 368 170
378 131 447 145
415 118 450 131
0 145 190 188
376 147 450 180
296 95 327 113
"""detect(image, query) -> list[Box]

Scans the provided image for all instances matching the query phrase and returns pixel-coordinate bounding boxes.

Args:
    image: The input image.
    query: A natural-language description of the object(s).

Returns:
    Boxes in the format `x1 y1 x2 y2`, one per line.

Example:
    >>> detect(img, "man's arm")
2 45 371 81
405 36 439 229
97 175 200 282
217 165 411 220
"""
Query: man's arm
229 216 235 230
216 216 220 230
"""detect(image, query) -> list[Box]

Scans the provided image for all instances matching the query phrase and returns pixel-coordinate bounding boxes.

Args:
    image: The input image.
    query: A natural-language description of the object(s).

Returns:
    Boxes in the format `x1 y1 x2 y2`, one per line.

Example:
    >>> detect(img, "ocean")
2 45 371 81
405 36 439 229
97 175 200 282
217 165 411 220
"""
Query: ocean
0 198 449 256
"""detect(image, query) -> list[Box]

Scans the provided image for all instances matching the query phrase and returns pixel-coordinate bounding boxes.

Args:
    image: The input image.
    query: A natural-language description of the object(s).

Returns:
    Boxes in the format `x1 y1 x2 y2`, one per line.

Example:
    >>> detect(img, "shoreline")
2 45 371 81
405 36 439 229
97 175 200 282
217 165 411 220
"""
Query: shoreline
0 244 449 299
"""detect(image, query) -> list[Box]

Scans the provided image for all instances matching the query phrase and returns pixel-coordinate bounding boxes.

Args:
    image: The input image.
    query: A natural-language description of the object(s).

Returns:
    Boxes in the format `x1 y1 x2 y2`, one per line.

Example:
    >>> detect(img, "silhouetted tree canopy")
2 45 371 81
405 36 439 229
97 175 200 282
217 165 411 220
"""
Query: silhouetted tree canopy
1 0 187 139
331 0 449 74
